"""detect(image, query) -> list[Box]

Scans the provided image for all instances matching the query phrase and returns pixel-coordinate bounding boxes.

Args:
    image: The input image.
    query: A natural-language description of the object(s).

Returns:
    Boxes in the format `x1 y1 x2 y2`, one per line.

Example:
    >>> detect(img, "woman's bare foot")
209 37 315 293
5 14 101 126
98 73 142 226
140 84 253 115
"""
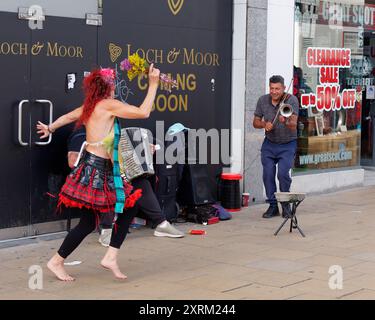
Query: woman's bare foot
100 259 127 280
47 254 75 282
101 247 127 280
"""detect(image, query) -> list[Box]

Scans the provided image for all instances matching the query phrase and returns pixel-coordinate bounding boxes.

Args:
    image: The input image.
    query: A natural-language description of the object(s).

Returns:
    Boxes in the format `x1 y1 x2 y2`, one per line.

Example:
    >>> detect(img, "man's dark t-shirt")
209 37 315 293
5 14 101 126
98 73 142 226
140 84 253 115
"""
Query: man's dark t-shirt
254 94 299 144
67 126 86 152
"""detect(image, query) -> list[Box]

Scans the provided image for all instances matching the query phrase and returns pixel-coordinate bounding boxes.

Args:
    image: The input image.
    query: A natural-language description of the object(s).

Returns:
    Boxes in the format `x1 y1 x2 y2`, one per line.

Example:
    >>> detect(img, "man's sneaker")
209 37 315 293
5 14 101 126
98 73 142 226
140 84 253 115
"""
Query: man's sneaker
98 228 112 247
281 202 292 218
262 206 280 218
154 221 184 238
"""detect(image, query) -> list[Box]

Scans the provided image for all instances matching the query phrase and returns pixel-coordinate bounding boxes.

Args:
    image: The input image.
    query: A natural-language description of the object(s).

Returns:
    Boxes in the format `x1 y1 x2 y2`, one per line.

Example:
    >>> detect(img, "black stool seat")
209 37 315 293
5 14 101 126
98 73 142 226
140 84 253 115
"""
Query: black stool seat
274 192 306 237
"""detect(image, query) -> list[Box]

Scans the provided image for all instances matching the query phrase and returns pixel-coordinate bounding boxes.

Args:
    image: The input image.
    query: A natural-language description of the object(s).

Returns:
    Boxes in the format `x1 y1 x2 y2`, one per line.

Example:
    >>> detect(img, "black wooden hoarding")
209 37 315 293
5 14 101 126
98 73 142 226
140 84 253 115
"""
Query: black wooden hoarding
0 0 233 237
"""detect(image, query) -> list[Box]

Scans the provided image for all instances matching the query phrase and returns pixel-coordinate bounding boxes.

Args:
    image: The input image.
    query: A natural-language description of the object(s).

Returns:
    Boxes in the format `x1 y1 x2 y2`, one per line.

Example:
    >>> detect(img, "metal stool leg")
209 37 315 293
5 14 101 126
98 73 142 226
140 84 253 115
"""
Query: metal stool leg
292 215 305 237
290 203 296 232
294 224 306 237
274 217 290 236
274 200 306 237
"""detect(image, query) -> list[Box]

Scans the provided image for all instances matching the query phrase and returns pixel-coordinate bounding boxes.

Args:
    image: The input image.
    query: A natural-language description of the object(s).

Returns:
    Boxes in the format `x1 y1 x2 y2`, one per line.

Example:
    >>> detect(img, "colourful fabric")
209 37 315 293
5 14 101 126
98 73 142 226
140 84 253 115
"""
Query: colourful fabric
102 130 115 155
113 118 126 214
58 150 142 214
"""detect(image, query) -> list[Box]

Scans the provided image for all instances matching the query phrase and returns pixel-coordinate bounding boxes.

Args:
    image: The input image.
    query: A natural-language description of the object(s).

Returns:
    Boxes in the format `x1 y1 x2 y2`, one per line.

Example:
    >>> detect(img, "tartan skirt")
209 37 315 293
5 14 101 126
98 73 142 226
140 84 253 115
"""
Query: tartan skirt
58 151 142 214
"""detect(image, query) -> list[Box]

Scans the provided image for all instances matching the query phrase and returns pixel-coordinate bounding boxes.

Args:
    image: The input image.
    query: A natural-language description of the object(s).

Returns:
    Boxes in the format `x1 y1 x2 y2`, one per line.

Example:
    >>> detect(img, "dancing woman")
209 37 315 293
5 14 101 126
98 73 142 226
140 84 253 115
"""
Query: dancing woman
37 64 160 281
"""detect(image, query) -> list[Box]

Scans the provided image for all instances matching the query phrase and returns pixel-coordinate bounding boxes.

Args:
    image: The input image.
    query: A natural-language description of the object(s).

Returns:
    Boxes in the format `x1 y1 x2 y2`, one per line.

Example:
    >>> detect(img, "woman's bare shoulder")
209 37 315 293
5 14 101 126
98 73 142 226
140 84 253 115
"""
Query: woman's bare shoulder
94 99 114 110
101 98 130 111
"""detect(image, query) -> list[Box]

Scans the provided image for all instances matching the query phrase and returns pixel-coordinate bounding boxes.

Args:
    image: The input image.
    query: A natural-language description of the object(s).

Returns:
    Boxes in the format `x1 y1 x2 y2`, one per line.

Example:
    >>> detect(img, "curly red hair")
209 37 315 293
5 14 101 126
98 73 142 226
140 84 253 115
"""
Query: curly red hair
76 69 114 127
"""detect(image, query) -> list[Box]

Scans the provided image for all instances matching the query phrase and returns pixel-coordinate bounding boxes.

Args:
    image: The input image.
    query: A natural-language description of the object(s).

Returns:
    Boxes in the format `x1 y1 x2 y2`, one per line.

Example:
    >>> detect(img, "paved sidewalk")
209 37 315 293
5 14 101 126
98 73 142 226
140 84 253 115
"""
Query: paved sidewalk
1 186 375 300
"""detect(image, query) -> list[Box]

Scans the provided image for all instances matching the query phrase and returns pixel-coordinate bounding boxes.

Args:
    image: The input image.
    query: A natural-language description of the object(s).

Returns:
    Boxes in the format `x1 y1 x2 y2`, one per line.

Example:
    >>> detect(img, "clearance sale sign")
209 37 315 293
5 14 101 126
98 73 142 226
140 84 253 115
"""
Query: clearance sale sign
301 47 356 112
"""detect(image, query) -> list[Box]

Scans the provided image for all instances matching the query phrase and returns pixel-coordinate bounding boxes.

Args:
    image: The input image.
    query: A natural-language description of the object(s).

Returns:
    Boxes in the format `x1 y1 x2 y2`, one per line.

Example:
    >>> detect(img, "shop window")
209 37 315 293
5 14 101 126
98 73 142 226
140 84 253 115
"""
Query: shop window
294 0 371 171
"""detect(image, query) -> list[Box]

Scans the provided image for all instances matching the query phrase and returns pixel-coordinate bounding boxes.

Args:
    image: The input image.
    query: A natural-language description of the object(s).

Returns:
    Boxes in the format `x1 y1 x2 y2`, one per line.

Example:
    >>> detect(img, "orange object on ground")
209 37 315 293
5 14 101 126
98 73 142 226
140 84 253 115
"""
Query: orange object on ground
189 230 206 235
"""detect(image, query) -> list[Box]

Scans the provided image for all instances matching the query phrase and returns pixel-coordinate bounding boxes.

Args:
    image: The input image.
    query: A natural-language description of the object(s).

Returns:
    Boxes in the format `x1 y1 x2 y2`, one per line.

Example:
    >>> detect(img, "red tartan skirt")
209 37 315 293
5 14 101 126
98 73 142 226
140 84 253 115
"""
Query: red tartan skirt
58 151 142 214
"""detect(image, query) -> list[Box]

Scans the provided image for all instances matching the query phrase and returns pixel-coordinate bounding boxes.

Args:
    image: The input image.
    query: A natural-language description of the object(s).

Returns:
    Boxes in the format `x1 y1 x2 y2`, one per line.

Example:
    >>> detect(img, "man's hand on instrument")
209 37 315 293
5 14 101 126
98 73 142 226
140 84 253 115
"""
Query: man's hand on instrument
265 121 273 132
150 144 161 155
150 144 156 155
36 121 51 139
279 115 287 124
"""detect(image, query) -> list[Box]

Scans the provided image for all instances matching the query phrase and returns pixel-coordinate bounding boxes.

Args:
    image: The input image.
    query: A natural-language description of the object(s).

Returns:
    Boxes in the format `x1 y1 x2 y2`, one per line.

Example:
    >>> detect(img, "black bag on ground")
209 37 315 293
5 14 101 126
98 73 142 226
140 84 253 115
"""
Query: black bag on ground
153 163 180 222
151 128 185 222
182 204 218 225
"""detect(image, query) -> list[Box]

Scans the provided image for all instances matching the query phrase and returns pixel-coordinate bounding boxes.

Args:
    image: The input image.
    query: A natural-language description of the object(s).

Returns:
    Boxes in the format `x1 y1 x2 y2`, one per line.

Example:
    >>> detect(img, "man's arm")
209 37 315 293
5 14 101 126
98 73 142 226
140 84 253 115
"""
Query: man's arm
279 114 297 130
253 96 273 132
286 114 298 130
67 151 79 169
253 116 274 132
253 116 265 129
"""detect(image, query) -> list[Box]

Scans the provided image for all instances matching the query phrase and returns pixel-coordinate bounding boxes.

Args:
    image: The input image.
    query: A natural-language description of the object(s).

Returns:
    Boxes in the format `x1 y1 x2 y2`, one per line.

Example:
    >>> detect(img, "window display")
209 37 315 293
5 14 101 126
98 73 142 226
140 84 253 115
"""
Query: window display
294 0 368 171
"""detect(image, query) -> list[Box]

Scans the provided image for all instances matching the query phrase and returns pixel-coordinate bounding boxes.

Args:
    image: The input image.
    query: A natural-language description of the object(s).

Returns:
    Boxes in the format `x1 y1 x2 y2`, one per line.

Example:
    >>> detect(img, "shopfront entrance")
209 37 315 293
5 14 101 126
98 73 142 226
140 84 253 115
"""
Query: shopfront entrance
360 30 375 166
0 10 98 240
0 0 233 241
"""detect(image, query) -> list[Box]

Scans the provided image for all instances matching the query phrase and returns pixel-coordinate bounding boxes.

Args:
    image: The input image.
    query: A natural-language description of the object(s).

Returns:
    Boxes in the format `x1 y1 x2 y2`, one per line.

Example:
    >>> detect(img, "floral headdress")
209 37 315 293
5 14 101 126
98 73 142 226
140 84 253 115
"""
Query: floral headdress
100 68 116 87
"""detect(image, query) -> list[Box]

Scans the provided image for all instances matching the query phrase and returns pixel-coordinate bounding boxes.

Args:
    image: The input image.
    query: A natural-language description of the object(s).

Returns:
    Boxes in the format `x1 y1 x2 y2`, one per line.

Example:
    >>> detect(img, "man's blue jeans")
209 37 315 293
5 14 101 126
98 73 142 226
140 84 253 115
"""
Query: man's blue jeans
261 138 297 207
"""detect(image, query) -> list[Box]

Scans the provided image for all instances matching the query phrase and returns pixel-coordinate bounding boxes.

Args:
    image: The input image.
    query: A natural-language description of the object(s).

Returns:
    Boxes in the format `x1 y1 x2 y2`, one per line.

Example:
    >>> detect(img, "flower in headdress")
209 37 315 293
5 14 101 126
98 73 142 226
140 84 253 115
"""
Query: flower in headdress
100 68 115 86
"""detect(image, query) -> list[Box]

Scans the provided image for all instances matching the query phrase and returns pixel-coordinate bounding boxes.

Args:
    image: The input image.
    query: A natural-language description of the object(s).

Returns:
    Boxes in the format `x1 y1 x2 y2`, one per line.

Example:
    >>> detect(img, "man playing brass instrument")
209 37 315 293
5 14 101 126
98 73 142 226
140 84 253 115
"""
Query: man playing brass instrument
253 75 299 218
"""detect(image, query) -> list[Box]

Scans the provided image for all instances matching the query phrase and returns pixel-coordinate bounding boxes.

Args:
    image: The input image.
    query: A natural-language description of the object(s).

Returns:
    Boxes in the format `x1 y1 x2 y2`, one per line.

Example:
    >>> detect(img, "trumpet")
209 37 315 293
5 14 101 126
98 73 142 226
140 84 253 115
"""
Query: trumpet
271 79 293 126
271 100 293 126
279 103 293 118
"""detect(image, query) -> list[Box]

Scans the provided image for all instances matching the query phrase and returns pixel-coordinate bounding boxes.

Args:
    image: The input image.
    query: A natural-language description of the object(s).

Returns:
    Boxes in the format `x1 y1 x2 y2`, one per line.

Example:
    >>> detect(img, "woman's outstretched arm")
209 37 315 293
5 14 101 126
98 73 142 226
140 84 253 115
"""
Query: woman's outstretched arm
105 64 160 119
37 106 83 139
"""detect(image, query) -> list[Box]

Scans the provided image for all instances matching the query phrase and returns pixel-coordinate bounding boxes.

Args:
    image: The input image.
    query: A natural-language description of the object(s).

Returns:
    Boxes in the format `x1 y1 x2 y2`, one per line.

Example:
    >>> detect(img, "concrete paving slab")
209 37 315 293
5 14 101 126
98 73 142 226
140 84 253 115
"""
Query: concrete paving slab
1 186 375 300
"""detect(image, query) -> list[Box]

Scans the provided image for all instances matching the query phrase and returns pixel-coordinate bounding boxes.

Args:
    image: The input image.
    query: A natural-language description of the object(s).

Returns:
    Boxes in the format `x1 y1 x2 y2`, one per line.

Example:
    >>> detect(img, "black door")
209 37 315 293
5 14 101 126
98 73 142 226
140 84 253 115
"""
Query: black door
30 17 98 235
0 12 31 239
0 12 98 240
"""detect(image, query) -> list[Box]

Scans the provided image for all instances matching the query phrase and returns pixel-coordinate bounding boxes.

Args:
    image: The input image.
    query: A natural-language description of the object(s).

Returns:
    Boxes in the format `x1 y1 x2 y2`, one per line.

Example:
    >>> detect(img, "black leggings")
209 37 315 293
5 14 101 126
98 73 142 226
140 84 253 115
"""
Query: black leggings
100 177 165 229
58 207 137 259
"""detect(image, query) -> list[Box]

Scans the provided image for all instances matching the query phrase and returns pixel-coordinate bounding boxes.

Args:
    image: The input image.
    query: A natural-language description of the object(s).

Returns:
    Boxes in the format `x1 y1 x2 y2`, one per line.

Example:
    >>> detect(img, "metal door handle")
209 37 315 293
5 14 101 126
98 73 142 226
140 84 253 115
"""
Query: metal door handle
18 100 29 146
35 99 53 146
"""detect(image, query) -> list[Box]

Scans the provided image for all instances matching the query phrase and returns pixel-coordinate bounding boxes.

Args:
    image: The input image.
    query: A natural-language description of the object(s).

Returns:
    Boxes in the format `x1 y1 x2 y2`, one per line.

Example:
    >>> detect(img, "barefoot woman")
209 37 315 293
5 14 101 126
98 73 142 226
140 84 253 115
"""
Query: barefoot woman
37 65 160 281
